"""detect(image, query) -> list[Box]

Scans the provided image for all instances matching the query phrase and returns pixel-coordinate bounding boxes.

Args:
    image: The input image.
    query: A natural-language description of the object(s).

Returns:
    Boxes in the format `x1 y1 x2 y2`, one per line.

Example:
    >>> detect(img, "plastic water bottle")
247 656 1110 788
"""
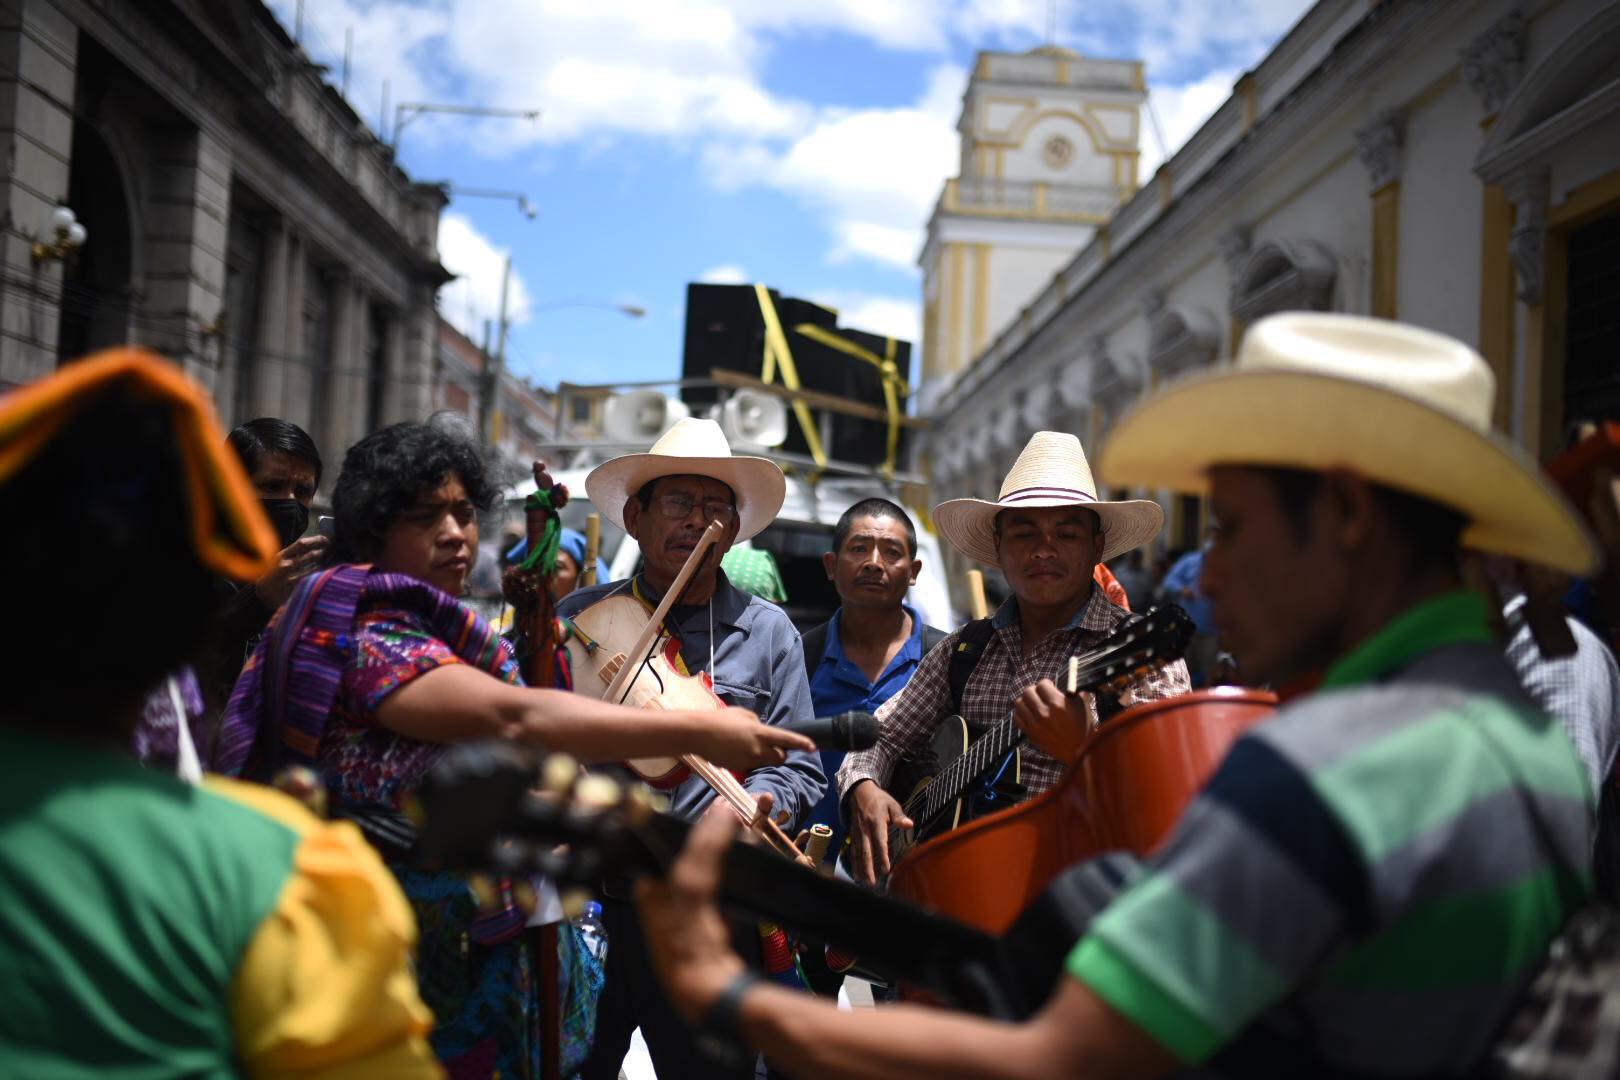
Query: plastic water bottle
574 900 609 966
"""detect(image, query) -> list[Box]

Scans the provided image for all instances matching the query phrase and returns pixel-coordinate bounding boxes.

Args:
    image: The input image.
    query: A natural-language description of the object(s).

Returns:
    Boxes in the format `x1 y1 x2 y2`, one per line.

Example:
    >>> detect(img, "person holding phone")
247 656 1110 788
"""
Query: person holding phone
203 418 328 714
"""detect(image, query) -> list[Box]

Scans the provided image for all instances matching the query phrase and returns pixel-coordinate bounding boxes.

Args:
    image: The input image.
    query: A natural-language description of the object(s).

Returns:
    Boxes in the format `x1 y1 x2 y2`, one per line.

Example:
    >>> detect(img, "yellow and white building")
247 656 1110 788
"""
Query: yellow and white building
921 0 1620 601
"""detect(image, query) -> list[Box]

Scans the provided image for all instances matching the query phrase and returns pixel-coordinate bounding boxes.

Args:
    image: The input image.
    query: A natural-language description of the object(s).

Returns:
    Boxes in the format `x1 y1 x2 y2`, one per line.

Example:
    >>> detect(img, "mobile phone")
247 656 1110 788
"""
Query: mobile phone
317 515 336 539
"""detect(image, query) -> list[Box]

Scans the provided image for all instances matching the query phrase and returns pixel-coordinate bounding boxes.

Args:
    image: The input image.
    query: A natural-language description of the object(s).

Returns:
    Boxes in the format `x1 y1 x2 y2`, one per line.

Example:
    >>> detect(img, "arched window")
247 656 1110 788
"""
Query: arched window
1230 239 1338 322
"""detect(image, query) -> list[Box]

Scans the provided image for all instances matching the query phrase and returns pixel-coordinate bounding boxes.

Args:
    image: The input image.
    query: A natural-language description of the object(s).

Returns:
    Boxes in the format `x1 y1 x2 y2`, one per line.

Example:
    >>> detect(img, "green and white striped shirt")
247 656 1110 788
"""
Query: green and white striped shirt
1068 591 1594 1076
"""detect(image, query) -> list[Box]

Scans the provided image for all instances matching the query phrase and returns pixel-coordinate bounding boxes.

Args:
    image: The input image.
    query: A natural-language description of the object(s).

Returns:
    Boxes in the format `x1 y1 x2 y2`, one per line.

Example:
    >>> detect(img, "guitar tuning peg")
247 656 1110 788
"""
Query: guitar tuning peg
542 754 580 795
622 785 658 825
559 887 593 921
575 774 622 811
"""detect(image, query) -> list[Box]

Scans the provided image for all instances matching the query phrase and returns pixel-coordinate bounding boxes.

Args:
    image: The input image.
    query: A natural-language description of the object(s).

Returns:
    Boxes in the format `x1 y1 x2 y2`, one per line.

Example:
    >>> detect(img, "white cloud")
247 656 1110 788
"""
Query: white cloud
704 62 963 272
698 264 750 285
808 291 921 344
271 0 1308 275
435 213 533 341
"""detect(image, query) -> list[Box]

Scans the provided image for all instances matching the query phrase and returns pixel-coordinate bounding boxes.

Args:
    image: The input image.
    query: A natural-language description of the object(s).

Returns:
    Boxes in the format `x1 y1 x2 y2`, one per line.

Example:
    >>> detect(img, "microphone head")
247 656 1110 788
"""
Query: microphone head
836 711 879 750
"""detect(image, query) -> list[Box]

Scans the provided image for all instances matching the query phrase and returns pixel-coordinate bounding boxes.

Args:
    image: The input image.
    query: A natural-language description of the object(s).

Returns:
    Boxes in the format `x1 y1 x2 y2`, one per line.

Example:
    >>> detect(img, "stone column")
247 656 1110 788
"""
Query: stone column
1462 11 1527 432
1354 109 1405 319
249 217 290 418
142 122 232 388
381 310 408 426
324 275 372 458
397 282 436 421
0 0 77 386
282 236 308 430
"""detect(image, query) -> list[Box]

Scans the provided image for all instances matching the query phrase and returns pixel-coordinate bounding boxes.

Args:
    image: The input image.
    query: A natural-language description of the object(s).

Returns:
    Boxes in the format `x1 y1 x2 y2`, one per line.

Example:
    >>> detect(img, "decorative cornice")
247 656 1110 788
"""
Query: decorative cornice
1460 9 1526 116
1353 107 1405 191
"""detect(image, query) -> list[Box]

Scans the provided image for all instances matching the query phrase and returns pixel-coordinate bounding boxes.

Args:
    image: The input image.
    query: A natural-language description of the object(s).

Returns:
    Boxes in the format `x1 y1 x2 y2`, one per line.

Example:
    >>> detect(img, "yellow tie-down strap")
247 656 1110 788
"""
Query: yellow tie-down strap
791 322 910 479
753 284 828 470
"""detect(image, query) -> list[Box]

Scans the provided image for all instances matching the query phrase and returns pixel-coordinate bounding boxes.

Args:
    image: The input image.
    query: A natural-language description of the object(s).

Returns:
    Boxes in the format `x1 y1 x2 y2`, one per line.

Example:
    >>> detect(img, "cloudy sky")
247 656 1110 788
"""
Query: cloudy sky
268 0 1310 387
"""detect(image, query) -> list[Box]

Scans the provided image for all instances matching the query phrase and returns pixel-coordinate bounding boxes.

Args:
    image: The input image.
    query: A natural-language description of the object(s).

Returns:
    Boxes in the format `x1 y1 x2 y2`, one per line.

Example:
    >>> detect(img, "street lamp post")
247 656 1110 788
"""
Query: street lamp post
392 103 540 154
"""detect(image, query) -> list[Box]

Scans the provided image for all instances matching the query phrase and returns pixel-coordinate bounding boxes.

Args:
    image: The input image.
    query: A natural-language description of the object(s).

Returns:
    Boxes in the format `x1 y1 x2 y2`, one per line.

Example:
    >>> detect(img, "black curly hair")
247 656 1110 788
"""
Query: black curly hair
328 421 498 564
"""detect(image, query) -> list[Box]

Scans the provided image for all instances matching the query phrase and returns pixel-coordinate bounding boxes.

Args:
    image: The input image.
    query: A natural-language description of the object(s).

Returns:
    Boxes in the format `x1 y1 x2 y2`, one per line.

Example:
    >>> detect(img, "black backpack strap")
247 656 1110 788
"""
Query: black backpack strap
920 623 949 657
800 621 831 677
947 617 996 714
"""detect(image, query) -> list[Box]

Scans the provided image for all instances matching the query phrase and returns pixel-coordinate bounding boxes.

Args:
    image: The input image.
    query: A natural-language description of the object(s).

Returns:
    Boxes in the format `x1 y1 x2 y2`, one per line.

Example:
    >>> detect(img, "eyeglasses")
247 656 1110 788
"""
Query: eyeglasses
651 493 737 523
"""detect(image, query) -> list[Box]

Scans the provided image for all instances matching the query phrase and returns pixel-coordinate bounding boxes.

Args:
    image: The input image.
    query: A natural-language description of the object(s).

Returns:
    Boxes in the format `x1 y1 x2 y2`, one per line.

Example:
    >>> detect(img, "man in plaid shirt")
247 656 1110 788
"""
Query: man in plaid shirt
837 431 1191 884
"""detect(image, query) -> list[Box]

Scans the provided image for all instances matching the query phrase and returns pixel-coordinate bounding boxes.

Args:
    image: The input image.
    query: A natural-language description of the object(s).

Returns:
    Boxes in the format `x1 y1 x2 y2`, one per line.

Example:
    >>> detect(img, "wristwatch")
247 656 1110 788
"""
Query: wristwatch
695 970 761 1068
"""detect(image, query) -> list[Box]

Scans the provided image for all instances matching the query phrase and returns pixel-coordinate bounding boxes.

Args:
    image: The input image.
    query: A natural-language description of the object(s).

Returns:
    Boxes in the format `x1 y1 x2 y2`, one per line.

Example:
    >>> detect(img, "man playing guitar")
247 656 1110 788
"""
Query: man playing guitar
839 430 1191 884
637 314 1601 1077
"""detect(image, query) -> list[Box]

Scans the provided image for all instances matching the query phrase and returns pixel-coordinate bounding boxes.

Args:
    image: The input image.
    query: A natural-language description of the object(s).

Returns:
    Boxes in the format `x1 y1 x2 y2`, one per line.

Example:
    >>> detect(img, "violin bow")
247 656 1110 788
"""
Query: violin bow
604 521 813 868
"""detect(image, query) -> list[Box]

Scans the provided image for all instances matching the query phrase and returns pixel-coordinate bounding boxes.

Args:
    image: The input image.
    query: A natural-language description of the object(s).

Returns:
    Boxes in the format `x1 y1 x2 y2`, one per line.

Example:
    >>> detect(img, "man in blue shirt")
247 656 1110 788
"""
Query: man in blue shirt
1159 537 1218 684
802 499 947 857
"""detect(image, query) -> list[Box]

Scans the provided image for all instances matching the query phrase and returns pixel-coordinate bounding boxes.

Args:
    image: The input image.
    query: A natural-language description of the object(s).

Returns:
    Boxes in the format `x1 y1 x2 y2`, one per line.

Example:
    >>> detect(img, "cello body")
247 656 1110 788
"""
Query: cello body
887 687 1277 934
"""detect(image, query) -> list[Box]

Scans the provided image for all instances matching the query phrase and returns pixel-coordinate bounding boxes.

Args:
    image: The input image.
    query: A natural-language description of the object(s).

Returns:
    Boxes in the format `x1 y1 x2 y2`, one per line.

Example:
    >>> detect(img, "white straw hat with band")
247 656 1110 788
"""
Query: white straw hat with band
585 417 786 542
1097 312 1599 575
934 430 1164 567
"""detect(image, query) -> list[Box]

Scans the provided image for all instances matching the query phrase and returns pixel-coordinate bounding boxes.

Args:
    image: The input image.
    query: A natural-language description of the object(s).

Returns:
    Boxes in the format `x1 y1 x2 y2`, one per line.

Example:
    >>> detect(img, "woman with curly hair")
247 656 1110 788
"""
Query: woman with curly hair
216 420 810 1078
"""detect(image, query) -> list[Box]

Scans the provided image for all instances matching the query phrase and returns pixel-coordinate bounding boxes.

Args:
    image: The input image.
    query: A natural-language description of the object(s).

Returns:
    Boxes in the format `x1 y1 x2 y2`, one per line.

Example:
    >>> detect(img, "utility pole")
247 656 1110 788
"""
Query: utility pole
479 256 512 449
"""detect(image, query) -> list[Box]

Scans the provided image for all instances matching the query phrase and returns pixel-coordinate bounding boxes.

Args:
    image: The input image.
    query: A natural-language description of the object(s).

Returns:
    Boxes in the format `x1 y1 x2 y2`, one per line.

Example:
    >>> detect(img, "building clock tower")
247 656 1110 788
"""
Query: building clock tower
918 46 1146 409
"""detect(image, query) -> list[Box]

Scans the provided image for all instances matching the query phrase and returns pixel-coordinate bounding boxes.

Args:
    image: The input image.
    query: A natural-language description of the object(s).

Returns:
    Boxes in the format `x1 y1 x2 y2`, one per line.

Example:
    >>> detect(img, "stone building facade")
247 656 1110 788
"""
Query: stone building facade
921 0 1620 610
0 0 448 484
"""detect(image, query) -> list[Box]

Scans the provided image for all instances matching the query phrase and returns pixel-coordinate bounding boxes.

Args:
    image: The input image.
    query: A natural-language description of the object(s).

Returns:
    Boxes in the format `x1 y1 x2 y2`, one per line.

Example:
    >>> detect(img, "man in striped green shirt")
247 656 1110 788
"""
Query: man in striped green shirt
635 315 1602 1078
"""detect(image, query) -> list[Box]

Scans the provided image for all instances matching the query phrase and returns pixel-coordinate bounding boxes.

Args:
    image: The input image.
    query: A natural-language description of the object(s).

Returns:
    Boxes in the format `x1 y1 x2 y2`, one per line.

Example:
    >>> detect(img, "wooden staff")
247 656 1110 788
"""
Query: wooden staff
966 568 990 620
583 512 600 587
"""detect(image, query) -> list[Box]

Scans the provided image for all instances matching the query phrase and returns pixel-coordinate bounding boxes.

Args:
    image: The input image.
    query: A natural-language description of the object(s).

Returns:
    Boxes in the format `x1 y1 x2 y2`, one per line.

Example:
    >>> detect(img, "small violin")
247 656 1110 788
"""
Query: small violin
563 521 811 866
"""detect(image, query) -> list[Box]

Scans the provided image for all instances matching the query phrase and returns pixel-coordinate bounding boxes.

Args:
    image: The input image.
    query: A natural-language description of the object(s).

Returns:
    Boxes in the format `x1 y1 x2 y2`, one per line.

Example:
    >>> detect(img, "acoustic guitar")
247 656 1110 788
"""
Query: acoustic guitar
881 605 1195 873
415 740 1061 1019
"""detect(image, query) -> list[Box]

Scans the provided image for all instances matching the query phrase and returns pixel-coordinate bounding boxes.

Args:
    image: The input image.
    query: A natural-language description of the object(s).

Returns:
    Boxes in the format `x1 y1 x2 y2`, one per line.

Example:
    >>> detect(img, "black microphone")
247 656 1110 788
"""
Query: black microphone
783 712 879 751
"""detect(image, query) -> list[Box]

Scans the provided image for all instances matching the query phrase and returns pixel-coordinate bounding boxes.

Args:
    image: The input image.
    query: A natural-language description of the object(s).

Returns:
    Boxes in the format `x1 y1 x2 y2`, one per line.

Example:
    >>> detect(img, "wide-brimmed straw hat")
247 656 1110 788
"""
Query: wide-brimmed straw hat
1098 313 1598 575
586 417 786 542
934 431 1164 567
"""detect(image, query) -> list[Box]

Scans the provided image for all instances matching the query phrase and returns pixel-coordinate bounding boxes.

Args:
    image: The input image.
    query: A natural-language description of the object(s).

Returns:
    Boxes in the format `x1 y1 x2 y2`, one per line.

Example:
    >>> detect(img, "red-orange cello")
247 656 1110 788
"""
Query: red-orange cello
887 687 1276 935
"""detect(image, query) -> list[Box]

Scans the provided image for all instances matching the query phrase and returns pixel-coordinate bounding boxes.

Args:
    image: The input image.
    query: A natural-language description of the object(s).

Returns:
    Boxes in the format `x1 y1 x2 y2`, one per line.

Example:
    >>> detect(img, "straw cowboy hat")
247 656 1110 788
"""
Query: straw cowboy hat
586 416 786 542
1098 312 1599 575
934 431 1164 567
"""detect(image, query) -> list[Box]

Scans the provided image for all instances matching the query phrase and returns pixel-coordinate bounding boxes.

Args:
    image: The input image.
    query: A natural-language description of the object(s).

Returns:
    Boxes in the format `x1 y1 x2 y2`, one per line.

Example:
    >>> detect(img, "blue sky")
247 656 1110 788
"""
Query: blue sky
269 0 1311 389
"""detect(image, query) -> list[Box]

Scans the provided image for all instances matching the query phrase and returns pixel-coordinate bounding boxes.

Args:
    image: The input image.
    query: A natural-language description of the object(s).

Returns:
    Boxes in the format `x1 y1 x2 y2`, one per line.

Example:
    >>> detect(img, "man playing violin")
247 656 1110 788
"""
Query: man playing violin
636 314 1600 1077
557 417 824 1080
839 430 1190 884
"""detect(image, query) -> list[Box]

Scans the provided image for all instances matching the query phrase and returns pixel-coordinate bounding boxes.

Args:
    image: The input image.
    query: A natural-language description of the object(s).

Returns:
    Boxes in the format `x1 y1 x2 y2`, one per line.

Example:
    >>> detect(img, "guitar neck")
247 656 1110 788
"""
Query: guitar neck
910 715 1027 830
505 797 1026 1016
